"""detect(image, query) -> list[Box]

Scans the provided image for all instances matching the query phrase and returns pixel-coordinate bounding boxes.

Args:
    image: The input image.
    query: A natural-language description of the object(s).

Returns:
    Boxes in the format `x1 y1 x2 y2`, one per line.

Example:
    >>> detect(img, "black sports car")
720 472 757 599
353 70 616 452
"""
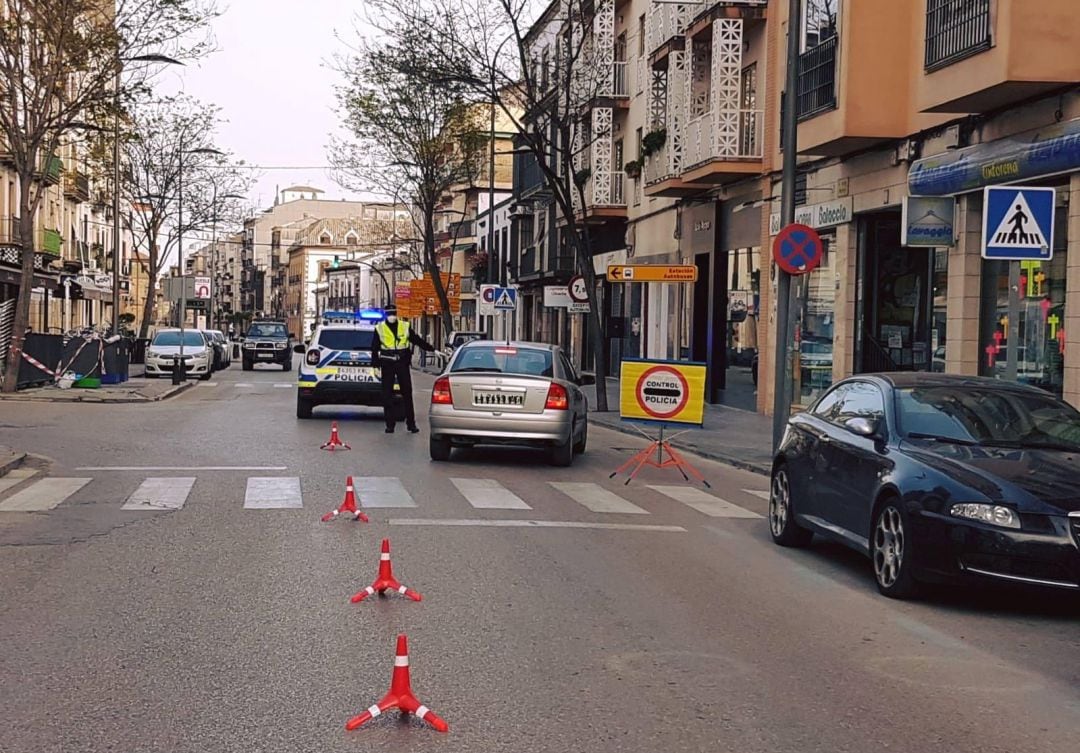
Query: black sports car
770 373 1080 599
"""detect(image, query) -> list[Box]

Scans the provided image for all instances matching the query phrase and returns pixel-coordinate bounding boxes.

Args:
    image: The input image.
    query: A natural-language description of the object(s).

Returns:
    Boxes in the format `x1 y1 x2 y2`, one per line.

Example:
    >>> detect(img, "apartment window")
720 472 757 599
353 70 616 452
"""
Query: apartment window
802 0 840 50
924 0 992 71
638 14 646 56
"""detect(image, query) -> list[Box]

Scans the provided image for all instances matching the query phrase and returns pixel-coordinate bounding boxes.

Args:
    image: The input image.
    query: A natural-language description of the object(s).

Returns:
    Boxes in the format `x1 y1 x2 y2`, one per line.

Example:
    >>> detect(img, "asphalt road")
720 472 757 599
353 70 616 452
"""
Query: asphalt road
1 359 1079 753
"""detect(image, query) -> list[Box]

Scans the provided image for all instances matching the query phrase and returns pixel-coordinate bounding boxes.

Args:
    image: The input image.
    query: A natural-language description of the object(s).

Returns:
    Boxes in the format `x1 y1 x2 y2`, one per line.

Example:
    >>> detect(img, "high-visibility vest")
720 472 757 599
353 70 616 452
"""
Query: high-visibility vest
376 320 411 350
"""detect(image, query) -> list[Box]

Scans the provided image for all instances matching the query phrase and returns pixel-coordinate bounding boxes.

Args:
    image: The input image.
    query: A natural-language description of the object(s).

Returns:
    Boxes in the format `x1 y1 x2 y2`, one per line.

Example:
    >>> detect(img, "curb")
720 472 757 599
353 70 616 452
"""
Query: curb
587 415 771 477
0 450 26 478
0 380 194 404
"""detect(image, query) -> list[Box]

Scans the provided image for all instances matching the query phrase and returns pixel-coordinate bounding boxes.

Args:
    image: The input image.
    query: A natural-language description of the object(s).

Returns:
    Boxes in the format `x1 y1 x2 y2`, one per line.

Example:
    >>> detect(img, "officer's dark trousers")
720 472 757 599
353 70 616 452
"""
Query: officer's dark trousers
380 357 416 429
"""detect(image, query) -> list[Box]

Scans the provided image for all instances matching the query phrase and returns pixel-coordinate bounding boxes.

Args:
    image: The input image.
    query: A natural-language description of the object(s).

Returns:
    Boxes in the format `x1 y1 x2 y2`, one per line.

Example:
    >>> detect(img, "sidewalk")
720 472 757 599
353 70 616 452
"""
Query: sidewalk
0 445 26 477
585 378 773 476
0 376 193 404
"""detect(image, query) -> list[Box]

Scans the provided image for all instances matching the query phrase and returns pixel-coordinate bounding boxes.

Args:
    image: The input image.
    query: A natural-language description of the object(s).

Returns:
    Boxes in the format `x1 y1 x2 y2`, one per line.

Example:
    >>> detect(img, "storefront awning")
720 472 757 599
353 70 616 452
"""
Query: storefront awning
909 116 1080 196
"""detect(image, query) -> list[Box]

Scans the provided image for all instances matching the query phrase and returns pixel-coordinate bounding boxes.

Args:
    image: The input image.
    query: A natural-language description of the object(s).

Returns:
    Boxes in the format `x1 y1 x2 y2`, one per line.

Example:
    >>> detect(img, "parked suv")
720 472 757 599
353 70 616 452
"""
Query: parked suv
242 320 293 371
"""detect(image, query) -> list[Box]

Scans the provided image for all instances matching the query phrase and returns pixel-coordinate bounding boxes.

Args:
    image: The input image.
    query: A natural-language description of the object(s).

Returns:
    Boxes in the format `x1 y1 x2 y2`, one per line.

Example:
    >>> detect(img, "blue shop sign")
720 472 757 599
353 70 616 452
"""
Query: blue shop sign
908 117 1080 196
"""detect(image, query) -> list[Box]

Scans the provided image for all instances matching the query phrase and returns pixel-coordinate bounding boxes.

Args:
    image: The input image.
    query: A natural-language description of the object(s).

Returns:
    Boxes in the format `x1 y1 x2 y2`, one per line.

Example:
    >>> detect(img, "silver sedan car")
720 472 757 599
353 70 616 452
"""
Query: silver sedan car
428 341 593 466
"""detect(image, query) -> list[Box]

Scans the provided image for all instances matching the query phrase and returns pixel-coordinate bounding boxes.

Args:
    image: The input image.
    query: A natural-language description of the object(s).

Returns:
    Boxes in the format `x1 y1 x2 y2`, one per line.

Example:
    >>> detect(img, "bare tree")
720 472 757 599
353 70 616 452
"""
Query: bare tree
122 95 252 337
332 18 489 337
0 0 218 391
366 0 616 410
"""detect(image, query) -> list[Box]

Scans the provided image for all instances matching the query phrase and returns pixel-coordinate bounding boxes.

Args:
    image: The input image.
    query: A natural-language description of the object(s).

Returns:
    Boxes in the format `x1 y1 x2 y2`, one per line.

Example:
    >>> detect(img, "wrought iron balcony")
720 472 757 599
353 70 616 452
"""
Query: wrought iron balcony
924 0 992 71
797 36 838 120
64 171 91 203
0 216 23 246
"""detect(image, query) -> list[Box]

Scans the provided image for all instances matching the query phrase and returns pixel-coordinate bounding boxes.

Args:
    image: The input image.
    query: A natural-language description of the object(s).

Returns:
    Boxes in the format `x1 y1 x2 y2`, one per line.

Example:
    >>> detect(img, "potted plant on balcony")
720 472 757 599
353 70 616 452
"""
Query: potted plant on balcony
641 128 667 159
623 159 642 179
470 251 489 284
573 167 591 188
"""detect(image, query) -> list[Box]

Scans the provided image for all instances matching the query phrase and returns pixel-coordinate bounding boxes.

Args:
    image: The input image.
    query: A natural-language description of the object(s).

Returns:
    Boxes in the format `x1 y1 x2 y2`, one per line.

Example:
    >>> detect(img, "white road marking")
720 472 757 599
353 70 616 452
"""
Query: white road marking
273 383 293 388
0 478 91 512
550 482 648 514
235 382 253 388
355 477 415 507
388 518 685 532
451 478 531 510
76 466 288 471
647 485 763 519
122 477 196 511
244 477 303 509
196 382 219 387
743 489 771 501
0 468 38 495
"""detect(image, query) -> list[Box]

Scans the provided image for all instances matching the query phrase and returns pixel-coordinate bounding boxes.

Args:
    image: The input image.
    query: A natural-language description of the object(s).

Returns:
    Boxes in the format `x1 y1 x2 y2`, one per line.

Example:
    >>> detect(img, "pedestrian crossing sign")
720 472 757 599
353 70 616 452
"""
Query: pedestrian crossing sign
493 286 517 310
982 186 1056 260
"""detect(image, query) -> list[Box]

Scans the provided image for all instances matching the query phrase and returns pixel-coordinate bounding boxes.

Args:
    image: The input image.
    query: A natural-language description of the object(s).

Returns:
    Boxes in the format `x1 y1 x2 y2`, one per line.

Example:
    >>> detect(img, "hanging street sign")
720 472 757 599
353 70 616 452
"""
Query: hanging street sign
619 359 706 426
607 264 698 283
901 196 956 247
772 223 823 275
981 186 1056 260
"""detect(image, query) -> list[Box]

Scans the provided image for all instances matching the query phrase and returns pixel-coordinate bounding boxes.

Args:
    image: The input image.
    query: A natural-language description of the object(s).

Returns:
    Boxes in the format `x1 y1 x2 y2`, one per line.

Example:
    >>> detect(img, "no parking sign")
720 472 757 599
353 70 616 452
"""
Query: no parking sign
619 359 706 426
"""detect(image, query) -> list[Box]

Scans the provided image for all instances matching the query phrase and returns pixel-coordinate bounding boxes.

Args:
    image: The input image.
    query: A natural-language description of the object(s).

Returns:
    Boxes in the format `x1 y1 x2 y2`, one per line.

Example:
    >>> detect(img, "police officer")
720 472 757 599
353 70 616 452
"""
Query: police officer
372 305 435 434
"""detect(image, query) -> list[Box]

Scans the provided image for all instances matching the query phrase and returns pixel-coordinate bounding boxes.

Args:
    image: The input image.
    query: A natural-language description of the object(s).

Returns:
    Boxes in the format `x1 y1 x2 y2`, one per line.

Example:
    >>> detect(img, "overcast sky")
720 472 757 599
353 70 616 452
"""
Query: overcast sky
158 0 374 212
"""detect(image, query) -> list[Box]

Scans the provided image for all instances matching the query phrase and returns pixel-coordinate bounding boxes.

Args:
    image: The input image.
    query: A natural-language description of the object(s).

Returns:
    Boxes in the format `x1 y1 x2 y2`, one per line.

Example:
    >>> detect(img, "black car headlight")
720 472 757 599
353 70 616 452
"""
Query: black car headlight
949 503 1021 529
243 342 255 349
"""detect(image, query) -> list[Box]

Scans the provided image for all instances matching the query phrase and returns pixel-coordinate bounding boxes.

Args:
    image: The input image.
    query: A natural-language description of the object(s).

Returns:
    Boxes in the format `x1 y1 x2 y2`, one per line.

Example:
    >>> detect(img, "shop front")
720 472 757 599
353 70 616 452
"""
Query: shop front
908 115 1080 402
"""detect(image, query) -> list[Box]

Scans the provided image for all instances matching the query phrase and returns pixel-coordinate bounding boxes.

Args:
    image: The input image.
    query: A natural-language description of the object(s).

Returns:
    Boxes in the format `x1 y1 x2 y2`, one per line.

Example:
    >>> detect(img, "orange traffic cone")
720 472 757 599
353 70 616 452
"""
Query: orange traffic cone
345 634 448 732
321 421 351 451
351 538 420 603
321 477 369 523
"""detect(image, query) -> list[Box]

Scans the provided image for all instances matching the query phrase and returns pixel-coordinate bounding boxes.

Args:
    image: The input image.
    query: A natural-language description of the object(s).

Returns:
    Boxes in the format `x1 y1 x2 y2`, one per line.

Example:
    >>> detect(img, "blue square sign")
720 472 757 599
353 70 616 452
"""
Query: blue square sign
982 186 1056 260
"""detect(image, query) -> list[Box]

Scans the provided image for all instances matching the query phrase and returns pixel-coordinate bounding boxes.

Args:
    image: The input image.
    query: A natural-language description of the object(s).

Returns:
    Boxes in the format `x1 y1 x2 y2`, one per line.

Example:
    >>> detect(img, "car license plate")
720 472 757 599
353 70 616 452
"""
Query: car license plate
257 352 274 359
473 390 524 407
337 367 374 382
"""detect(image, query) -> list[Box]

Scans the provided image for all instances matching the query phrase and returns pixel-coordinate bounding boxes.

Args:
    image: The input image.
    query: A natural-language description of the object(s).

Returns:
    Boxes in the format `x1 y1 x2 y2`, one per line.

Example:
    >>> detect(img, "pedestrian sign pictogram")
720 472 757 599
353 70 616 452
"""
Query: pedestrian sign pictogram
772 223 823 275
982 186 1056 260
619 359 706 426
493 286 517 310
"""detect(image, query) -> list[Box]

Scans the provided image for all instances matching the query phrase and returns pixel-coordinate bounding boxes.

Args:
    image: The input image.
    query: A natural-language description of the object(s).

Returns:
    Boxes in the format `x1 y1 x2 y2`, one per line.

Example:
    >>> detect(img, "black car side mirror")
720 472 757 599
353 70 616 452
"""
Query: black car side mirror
578 374 596 386
846 416 882 439
293 344 305 354
288 332 296 339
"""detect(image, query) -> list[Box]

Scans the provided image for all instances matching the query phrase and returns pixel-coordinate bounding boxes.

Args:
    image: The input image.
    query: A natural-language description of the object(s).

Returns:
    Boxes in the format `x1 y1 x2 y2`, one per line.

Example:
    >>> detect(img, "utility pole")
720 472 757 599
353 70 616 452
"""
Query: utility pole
111 65 122 334
486 92 497 338
772 0 803 450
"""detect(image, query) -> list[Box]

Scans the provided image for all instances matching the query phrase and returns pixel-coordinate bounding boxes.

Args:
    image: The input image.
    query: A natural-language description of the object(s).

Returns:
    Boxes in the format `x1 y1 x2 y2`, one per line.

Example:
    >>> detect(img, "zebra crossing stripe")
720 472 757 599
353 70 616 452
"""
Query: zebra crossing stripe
355 477 416 508
0 478 92 512
450 478 531 510
122 477 196 511
550 482 648 514
648 485 763 519
0 468 37 495
244 477 303 509
742 489 771 501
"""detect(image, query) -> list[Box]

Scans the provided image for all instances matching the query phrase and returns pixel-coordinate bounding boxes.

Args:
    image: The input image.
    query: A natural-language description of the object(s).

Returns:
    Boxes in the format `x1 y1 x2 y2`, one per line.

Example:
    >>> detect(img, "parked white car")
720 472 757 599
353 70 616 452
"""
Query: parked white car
145 329 213 380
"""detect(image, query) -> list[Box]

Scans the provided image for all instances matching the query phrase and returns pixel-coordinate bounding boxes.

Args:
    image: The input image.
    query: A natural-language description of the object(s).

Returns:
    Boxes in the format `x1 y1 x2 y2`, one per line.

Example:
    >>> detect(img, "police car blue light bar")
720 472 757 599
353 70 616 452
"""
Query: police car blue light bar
320 309 385 324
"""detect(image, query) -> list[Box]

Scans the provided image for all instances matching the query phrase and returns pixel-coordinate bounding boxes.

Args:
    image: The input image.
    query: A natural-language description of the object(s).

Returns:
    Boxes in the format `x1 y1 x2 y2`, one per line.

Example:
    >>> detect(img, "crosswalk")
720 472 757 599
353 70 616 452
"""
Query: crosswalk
0 474 768 520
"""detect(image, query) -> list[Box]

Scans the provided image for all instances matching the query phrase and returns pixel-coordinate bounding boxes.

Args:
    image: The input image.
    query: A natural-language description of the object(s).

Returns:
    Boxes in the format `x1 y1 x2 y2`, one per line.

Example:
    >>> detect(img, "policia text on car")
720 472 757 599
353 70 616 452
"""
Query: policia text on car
371 306 435 434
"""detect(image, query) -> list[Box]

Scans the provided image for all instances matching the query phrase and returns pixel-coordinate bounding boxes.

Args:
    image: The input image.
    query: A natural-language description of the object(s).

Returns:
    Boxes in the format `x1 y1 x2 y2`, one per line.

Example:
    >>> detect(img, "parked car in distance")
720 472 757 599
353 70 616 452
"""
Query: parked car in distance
242 320 293 371
144 329 214 380
770 373 1080 599
428 340 593 466
203 329 230 370
445 331 485 352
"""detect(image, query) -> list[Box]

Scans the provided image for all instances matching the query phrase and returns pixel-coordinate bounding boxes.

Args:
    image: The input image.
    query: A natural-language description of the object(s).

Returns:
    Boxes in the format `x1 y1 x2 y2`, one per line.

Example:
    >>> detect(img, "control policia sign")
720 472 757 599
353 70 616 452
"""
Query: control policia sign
619 359 706 426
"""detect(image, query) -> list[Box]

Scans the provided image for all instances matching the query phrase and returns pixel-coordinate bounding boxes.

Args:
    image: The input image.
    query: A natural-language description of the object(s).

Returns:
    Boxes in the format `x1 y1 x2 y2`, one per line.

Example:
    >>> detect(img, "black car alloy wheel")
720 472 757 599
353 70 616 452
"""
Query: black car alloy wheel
769 466 812 547
872 501 919 599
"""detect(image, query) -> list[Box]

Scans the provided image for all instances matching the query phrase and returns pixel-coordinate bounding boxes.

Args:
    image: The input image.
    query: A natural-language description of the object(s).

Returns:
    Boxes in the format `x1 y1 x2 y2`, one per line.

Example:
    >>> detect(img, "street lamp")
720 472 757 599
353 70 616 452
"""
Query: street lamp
112 54 184 335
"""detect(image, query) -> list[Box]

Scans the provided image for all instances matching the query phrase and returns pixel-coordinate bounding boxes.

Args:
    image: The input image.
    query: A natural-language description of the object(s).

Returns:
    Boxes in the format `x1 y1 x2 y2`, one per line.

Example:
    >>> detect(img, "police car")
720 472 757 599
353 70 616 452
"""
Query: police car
294 310 403 419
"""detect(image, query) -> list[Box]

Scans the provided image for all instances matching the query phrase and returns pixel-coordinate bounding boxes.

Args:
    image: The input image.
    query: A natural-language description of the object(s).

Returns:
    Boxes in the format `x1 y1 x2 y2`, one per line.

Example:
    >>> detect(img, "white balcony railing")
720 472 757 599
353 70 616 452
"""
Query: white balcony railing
612 62 629 97
585 171 627 210
644 143 673 185
683 109 765 169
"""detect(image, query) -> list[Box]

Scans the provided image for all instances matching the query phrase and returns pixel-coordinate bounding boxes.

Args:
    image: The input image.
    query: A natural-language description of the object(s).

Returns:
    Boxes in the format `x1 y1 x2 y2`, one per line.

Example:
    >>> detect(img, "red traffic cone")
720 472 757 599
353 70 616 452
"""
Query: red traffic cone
345 634 448 733
320 421 351 451
321 477 369 523
351 538 420 602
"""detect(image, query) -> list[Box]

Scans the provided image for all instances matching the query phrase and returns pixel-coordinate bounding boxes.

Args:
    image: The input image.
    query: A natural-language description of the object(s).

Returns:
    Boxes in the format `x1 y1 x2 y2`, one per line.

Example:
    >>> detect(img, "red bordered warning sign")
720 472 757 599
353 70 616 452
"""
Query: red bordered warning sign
636 365 689 419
